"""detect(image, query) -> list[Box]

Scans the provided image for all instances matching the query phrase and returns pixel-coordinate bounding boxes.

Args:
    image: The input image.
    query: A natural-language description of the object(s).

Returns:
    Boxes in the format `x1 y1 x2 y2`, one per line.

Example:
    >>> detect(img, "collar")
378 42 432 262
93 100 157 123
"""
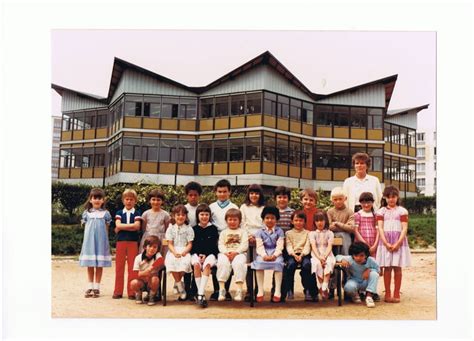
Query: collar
141 251 157 262
354 174 369 182
198 222 212 228
264 225 277 233
217 200 231 209
123 207 136 214
279 206 292 212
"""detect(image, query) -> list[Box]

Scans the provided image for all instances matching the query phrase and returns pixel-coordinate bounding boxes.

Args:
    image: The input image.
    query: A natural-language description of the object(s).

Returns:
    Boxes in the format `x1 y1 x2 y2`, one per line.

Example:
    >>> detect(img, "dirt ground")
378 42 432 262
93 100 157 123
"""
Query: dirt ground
52 252 436 320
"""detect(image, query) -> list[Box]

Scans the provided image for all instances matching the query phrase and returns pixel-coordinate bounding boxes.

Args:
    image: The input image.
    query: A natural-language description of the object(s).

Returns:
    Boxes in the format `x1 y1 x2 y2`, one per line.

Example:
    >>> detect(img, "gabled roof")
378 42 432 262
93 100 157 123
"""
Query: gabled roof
387 104 429 116
51 83 108 103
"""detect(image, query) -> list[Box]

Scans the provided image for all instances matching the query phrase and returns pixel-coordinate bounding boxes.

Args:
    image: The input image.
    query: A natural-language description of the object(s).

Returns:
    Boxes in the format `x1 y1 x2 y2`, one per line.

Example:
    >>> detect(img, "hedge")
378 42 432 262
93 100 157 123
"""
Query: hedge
402 196 436 214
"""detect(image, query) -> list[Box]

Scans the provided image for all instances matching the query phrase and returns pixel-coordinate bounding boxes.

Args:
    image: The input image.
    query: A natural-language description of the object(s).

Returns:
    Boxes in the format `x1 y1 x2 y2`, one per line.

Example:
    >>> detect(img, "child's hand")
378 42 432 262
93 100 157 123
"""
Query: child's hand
369 245 377 255
248 235 256 246
295 255 302 263
181 251 187 257
329 222 337 231
174 252 182 258
114 226 120 234
341 260 350 268
362 268 370 280
225 252 232 261
392 243 400 252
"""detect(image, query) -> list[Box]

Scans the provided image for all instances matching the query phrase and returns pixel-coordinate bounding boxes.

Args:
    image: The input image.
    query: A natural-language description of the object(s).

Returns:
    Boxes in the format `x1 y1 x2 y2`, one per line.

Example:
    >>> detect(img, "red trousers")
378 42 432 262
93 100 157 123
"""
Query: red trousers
114 241 138 297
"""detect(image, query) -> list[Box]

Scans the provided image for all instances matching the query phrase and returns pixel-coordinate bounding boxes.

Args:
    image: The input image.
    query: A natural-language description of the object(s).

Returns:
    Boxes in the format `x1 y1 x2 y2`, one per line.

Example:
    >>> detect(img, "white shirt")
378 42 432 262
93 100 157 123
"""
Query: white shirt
342 174 383 211
240 204 264 237
185 203 198 227
209 201 238 233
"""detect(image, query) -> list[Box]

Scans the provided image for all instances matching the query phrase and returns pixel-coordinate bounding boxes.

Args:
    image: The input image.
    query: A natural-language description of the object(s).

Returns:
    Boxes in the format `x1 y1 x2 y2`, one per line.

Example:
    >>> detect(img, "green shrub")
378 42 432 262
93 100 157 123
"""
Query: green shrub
407 214 436 248
403 196 436 214
52 224 117 255
52 182 93 216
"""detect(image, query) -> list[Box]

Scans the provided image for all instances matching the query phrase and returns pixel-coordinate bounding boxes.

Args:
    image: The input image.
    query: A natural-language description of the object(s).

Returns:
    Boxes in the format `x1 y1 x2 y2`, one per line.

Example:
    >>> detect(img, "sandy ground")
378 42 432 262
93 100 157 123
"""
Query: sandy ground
52 252 436 320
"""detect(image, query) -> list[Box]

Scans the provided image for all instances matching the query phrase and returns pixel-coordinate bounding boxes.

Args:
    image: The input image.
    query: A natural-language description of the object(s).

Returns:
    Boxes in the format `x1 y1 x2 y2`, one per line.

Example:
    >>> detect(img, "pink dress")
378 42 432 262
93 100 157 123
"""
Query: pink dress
309 229 336 277
375 206 412 267
354 211 377 246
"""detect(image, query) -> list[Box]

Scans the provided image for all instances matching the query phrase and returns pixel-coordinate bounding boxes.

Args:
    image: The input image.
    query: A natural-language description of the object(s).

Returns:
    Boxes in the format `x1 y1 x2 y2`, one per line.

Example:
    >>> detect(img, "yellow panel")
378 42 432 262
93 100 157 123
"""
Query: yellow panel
59 168 69 178
142 133 159 138
161 134 177 139
214 133 228 139
143 118 159 130
334 169 349 181
264 131 276 137
392 180 400 189
73 131 84 140
229 162 244 174
302 124 313 136
289 165 300 178
200 134 213 139
384 143 391 152
179 135 194 140
94 142 106 147
400 145 408 155
302 167 312 179
81 168 93 178
124 131 141 137
263 162 275 175
368 129 383 140
230 132 245 138
70 168 81 178
84 129 95 140
161 119 178 130
245 161 260 174
408 183 416 192
263 115 276 128
124 117 142 129
61 131 72 141
246 131 260 137
290 121 301 134
198 163 212 175
316 168 331 180
122 161 139 173
247 114 262 127
178 163 194 175
277 118 289 131
93 167 104 178
83 143 94 147
230 117 245 129
370 171 383 182
180 120 196 131
159 162 176 174
392 144 400 154
409 147 416 157
351 128 366 139
141 162 158 174
334 127 349 139
316 126 332 138
215 118 229 130
276 164 288 176
213 163 228 175
199 119 213 131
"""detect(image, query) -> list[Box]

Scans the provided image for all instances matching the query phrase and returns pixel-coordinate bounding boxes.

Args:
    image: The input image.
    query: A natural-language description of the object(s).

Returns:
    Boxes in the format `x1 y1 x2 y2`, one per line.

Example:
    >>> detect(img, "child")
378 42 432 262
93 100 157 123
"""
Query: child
216 208 249 301
376 185 412 303
354 192 379 257
113 189 142 299
191 204 219 308
327 187 354 256
251 206 285 303
274 186 295 234
283 210 311 301
209 179 238 233
79 188 112 298
309 210 336 299
165 204 194 301
185 181 203 228
300 188 319 232
130 235 164 306
139 189 170 253
336 242 380 308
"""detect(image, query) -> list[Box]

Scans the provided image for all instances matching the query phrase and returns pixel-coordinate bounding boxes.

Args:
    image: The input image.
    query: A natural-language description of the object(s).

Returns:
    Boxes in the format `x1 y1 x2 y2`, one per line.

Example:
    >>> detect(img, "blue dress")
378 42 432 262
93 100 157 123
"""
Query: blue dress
79 209 112 267
251 227 285 272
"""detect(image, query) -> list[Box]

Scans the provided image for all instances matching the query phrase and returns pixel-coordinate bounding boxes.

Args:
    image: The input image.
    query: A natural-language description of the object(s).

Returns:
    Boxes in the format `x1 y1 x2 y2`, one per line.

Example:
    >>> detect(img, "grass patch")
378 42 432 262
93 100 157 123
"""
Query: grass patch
407 214 436 249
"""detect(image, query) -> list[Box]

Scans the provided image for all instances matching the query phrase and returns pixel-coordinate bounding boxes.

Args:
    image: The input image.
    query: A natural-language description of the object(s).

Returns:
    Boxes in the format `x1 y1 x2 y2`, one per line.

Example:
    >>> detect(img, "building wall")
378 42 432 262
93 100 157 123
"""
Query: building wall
62 91 106 112
416 130 436 196
315 84 386 108
51 116 62 180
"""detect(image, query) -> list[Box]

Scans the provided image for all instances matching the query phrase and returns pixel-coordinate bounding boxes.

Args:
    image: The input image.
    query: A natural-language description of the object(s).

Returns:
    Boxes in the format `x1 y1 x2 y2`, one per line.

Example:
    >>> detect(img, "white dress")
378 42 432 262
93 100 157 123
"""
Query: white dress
164 224 194 273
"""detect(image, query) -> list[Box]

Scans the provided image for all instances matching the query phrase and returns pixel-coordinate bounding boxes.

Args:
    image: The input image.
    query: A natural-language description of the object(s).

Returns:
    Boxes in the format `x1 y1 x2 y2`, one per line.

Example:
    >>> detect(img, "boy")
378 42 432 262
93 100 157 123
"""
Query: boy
274 186 294 234
209 179 238 233
130 236 164 306
327 187 355 256
336 242 380 308
113 189 142 299
216 208 249 301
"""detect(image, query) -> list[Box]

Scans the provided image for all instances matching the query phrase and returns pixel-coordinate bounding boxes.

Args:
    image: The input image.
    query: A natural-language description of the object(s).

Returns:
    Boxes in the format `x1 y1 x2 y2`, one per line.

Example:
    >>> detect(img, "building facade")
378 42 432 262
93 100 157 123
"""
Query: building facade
53 51 427 196
415 130 437 196
52 115 62 180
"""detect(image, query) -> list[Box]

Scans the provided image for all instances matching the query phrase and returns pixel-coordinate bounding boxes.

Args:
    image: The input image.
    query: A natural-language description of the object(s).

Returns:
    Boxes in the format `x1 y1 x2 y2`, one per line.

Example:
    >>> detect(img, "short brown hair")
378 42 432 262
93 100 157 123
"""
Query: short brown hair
274 186 291 199
147 188 165 202
313 210 329 229
299 188 318 201
225 208 242 222
352 152 371 168
170 204 189 225
122 188 138 201
143 235 161 250
84 188 106 211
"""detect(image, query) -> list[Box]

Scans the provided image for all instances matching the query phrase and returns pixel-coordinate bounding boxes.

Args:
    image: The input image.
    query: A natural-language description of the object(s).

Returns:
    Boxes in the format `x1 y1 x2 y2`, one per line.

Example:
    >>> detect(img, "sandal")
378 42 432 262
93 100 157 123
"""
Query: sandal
92 289 100 298
84 289 94 298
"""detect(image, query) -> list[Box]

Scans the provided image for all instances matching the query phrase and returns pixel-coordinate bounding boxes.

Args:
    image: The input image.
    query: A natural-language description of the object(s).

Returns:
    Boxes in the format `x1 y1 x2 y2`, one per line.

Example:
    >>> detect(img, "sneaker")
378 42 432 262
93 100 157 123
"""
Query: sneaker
372 293 380 302
178 289 187 301
286 290 294 300
142 291 149 302
352 293 362 303
366 296 375 308
225 291 232 301
85 289 94 298
197 295 208 308
92 289 100 298
218 289 226 302
147 294 156 306
135 291 143 304
234 289 243 302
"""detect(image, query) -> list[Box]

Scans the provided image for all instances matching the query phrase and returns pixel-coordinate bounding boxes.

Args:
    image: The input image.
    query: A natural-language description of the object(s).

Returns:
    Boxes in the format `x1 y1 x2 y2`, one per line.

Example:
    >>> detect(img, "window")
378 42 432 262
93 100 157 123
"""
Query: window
179 98 197 119
229 138 244 161
263 92 277 116
122 138 141 161
198 140 212 162
333 106 350 127
177 140 195 163
433 131 437 141
81 147 94 168
391 125 400 144
368 146 383 171
417 163 425 172
159 139 177 162
84 111 96 129
302 102 313 124
215 96 229 117
316 143 331 167
416 178 426 187
200 98 214 118
230 95 245 116
94 147 106 167
434 147 436 156
246 93 262 114
289 99 301 121
245 137 261 161
332 144 350 168
96 110 109 127
399 127 408 145
162 97 179 118
408 130 416 147
213 139 228 162
368 108 383 129
350 107 366 128
434 162 436 171
124 96 143 117
144 96 161 118
73 112 85 130
277 95 289 119
417 147 425 157
288 140 301 165
416 133 425 141
384 157 391 181
60 149 72 168
276 137 289 164
316 105 332 126
301 141 313 168
62 114 72 131
141 138 159 162
263 136 276 161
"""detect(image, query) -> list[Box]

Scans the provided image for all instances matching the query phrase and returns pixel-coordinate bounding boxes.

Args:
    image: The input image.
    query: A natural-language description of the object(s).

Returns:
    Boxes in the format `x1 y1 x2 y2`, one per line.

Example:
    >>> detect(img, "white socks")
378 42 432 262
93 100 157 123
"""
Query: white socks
321 282 328 291
198 275 209 295
256 271 265 296
274 272 282 297
88 282 94 289
195 276 202 290
176 281 184 292
219 281 226 291
89 283 100 290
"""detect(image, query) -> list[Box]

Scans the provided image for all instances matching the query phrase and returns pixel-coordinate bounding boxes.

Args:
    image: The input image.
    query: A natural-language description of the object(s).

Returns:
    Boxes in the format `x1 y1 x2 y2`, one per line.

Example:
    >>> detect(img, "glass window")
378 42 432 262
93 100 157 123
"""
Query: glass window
417 163 425 172
84 111 96 129
200 98 214 118
179 98 197 119
350 107 366 128
400 127 408 145
368 146 383 171
229 138 244 161
316 105 332 126
263 136 276 162
416 178 426 187
142 138 159 162
162 97 179 118
368 108 383 129
391 158 400 181
301 141 313 168
417 147 425 157
245 137 261 161
231 95 245 116
416 133 425 141
302 102 313 124
332 144 350 168
289 140 300 165
408 130 416 147
384 157 391 180
144 96 161 118
82 147 94 168
60 149 72 168
215 97 229 117
123 138 141 161
71 148 82 168
73 112 85 130
178 140 195 163
96 110 108 127
391 125 400 144
276 138 289 164
159 139 177 162
94 147 106 167
198 140 213 163
384 123 392 142
316 143 331 167
277 95 289 119
213 139 228 162
62 114 72 131
124 96 143 117
246 93 262 114
290 99 301 121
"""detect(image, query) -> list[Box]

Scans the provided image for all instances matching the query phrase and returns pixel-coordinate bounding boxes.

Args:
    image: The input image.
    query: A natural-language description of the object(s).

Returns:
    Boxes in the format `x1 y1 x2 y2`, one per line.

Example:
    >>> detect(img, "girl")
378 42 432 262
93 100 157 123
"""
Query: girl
309 210 336 299
191 204 219 308
164 204 194 301
79 188 112 298
376 186 412 303
139 189 170 253
251 206 285 303
354 192 379 257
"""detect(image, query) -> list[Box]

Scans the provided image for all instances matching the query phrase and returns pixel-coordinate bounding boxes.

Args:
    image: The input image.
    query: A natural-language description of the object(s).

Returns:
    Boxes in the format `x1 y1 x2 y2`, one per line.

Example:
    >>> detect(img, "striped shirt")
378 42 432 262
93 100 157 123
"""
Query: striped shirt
277 206 295 233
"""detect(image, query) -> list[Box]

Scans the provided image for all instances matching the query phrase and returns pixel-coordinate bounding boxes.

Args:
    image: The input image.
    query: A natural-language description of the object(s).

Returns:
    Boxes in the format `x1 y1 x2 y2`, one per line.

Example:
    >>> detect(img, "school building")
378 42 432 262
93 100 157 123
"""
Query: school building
53 51 428 196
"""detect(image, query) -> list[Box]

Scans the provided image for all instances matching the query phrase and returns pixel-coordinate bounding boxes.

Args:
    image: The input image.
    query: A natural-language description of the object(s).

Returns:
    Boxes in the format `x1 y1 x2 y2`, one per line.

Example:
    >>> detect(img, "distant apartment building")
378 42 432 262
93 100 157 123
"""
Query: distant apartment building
52 116 62 180
415 130 436 196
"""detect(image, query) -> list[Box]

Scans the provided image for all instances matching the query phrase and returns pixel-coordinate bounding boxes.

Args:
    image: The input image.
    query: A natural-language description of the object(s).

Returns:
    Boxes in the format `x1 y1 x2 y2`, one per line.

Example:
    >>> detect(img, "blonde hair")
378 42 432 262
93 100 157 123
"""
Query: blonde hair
299 188 318 201
330 187 346 199
122 189 138 201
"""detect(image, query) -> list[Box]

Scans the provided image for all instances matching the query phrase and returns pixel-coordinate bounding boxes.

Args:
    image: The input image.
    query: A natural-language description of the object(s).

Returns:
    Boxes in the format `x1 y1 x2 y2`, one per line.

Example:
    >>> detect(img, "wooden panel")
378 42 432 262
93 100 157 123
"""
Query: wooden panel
334 127 349 139
302 167 312 179
368 129 383 140
70 168 81 178
143 118 159 129
263 161 275 175
124 117 142 129
391 180 400 189
316 168 331 180
160 162 176 174
73 130 84 140
214 118 229 130
290 121 301 134
409 147 416 157
263 115 276 128
392 143 400 155
96 128 108 139
179 120 196 131
122 160 139 173
289 165 300 178
371 171 383 182
141 162 158 174
93 167 104 178
59 168 69 178
247 114 262 127
213 163 228 175
230 117 245 129
384 143 391 152
230 132 245 138
400 145 408 155
198 163 212 175
277 118 289 131
245 161 260 174
199 119 213 131
334 169 349 181
302 123 313 136
177 163 194 175
229 162 244 174
84 129 95 140
276 164 288 177
408 183 416 192
316 126 332 138
161 119 178 130
61 131 72 141
124 131 140 137
82 168 93 178
351 128 366 139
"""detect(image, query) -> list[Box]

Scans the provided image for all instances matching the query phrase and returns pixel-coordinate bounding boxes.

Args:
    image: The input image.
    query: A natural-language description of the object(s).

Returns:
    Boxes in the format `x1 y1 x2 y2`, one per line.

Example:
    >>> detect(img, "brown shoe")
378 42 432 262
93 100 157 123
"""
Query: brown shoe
92 289 100 298
112 294 122 299
84 289 94 298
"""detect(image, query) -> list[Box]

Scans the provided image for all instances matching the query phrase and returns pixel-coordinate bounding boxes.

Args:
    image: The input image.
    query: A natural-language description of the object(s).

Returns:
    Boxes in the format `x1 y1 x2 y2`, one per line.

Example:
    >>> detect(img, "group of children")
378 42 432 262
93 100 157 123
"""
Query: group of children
79 179 411 309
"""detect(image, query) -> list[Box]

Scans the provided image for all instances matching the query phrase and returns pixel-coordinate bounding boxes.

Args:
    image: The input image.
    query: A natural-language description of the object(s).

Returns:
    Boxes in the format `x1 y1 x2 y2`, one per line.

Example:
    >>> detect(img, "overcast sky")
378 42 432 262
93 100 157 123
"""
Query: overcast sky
51 30 436 133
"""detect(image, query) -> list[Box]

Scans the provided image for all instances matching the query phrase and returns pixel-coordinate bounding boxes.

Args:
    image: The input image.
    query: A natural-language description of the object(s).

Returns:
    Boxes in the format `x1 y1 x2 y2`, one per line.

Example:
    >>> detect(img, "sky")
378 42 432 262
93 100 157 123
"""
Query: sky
51 30 436 133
